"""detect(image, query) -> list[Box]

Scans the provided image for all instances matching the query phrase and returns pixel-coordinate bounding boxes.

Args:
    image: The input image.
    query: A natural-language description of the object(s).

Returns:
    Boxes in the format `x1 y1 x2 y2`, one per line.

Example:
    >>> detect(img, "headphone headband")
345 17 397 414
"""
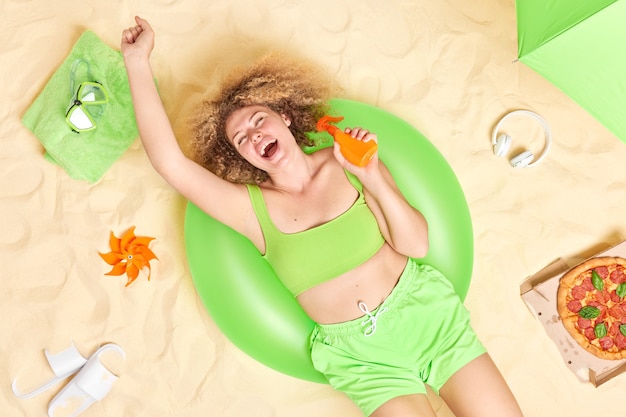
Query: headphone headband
491 109 552 167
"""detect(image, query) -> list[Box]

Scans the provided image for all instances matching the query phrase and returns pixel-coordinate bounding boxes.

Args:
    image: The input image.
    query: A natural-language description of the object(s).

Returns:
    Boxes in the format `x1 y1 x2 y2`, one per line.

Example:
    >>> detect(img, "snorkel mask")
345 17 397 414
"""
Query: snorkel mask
65 59 109 133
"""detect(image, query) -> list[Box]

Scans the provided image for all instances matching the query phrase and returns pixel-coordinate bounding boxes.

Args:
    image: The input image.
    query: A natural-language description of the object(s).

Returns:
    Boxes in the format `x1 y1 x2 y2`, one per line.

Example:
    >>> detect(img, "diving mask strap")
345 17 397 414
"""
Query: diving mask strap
69 59 94 96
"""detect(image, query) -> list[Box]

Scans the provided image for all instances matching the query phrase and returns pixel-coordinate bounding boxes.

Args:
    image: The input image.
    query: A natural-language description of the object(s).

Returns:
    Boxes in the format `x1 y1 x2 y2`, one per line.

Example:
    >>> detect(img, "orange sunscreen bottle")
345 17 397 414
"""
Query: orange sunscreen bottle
316 115 378 167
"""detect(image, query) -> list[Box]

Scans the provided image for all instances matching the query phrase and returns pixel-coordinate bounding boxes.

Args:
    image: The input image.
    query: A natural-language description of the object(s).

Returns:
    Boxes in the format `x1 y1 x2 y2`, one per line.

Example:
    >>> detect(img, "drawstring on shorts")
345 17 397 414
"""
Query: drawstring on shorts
358 301 387 336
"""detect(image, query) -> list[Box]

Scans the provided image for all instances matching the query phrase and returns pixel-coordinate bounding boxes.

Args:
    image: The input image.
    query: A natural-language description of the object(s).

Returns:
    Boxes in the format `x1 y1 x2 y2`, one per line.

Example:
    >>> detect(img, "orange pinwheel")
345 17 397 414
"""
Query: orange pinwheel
99 226 158 287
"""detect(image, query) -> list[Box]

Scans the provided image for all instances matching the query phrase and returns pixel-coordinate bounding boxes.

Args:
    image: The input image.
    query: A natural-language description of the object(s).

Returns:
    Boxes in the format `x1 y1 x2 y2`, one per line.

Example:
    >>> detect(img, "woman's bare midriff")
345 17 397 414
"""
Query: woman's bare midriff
296 243 409 324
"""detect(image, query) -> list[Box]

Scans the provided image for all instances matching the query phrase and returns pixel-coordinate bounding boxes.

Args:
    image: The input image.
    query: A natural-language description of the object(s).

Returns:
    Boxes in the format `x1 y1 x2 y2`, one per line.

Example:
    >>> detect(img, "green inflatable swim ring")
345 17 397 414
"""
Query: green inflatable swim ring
184 99 473 383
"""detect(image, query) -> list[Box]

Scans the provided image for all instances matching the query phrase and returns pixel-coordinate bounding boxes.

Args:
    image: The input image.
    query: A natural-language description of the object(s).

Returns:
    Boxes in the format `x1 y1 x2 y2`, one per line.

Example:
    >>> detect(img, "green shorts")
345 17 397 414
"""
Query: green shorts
309 259 486 416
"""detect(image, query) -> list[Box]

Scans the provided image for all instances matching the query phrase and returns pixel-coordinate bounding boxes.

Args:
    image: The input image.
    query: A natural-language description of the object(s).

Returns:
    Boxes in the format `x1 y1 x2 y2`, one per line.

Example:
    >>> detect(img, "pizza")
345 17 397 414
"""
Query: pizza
557 256 626 360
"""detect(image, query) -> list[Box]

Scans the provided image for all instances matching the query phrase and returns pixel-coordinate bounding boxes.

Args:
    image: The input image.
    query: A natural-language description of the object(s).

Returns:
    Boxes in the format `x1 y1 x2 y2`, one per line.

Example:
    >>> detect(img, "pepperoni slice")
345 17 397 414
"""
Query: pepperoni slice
578 316 593 329
567 300 582 313
615 333 626 350
610 268 626 284
595 290 611 304
609 305 626 320
619 304 626 319
584 327 596 340
582 277 595 291
595 266 609 279
572 285 587 300
599 336 615 350
611 290 622 303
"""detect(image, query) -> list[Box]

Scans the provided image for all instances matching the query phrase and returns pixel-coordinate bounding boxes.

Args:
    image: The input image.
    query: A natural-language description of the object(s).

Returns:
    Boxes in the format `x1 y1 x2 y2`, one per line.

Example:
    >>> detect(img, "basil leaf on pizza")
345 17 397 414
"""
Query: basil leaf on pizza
592 270 604 290
579 306 600 319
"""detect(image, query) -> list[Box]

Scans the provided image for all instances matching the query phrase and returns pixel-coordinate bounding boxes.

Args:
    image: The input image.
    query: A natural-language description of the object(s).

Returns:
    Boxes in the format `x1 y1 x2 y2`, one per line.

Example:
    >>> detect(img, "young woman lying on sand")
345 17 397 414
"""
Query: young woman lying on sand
121 16 524 417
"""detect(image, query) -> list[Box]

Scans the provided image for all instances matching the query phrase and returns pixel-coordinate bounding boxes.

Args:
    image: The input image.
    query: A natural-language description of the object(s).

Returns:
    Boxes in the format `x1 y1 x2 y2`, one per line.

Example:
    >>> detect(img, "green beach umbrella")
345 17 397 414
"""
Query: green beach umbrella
516 0 626 143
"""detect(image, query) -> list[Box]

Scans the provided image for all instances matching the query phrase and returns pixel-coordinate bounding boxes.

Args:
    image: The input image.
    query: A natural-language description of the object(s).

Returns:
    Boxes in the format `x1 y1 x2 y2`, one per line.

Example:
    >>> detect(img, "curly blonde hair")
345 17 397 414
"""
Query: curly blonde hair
189 53 336 184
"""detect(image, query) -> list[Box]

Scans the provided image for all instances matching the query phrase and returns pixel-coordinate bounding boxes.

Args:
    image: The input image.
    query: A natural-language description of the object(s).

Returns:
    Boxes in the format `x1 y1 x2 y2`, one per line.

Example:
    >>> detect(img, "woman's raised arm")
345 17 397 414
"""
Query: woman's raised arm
121 17 253 237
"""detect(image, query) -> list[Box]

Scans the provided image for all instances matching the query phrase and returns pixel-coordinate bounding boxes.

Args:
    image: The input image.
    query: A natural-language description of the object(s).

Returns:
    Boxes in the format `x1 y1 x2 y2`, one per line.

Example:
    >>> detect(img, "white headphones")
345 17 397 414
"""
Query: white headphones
491 109 552 168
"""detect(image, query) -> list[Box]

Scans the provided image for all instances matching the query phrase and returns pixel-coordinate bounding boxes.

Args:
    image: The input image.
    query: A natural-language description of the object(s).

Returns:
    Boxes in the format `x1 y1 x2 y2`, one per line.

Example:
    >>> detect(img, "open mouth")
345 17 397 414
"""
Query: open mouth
260 139 278 158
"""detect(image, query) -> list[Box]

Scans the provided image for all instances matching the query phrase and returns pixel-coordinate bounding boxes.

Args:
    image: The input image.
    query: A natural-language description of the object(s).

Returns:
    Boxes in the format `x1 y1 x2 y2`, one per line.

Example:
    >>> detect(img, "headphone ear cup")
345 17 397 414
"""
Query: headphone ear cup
510 150 534 168
493 134 511 157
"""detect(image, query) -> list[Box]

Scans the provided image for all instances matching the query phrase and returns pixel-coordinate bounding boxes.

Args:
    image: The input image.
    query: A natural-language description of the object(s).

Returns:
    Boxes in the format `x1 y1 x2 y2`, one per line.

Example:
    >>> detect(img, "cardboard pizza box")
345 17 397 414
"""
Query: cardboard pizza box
520 240 626 386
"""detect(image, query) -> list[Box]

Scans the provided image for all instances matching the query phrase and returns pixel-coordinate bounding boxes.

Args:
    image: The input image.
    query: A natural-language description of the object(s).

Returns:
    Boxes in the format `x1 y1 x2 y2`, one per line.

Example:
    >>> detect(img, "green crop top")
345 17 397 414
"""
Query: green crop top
246 172 385 297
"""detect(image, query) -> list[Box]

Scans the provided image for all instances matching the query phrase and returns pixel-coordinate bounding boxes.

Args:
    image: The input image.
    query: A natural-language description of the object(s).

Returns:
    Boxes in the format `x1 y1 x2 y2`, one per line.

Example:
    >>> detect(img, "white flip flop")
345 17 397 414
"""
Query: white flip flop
12 342 88 399
47 343 125 417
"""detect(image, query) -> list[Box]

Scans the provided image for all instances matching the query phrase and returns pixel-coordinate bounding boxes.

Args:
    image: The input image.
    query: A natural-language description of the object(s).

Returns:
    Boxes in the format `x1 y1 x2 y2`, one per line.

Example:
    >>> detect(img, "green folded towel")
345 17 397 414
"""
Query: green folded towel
22 31 139 183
